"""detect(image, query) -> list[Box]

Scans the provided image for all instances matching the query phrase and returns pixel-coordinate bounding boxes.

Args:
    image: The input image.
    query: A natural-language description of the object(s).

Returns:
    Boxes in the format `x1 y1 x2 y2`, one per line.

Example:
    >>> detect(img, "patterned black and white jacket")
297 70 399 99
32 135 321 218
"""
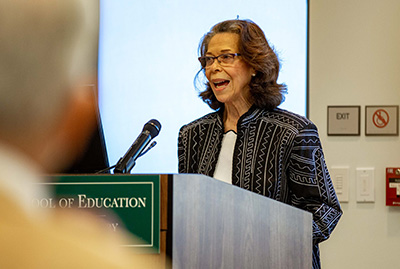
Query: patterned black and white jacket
178 106 342 269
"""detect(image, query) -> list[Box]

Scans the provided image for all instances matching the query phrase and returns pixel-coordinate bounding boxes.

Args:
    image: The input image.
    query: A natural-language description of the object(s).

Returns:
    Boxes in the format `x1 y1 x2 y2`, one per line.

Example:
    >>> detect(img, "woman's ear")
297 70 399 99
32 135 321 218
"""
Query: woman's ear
251 67 257 77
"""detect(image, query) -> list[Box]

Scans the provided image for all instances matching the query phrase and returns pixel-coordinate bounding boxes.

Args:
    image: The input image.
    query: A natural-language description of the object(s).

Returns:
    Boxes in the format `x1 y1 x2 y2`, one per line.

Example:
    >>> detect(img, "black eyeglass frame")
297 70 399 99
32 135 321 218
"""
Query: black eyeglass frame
198 53 241 68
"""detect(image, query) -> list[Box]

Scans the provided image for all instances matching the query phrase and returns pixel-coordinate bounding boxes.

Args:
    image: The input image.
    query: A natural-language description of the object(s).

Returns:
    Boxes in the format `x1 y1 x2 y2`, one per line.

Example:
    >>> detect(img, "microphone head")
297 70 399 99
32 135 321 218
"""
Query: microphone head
143 119 161 138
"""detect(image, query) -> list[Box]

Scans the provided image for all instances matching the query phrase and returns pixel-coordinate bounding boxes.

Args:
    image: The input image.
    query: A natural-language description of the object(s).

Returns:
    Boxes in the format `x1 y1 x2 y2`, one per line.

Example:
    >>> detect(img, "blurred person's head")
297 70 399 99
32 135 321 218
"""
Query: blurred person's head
0 0 99 172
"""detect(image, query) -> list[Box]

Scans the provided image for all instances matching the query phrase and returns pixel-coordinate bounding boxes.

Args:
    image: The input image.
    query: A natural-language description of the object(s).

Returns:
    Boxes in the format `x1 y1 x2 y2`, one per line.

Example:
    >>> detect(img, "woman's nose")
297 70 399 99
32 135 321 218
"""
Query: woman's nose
209 59 222 72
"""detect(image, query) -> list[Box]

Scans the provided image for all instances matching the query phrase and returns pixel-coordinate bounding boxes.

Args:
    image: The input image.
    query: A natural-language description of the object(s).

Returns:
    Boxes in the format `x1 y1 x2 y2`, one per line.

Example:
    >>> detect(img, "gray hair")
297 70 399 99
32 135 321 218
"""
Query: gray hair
0 0 98 142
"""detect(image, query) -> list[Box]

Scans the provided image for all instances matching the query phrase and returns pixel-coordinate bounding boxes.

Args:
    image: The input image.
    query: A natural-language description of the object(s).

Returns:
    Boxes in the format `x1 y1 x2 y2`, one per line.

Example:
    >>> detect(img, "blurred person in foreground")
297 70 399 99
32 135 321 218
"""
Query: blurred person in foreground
0 0 151 267
178 19 342 269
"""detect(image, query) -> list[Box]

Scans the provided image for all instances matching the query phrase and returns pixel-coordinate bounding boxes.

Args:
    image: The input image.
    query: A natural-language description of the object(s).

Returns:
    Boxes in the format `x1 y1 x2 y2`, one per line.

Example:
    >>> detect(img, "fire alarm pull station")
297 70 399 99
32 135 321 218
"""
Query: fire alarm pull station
386 167 400 206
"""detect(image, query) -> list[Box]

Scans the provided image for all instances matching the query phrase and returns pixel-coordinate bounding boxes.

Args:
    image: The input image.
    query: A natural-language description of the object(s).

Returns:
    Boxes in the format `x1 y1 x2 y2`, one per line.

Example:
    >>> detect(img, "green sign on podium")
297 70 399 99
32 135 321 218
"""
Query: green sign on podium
34 174 160 253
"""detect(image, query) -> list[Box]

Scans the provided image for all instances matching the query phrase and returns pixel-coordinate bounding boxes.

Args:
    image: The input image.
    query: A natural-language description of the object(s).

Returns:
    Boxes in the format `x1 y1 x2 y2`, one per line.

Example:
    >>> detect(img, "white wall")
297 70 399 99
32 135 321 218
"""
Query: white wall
309 0 400 268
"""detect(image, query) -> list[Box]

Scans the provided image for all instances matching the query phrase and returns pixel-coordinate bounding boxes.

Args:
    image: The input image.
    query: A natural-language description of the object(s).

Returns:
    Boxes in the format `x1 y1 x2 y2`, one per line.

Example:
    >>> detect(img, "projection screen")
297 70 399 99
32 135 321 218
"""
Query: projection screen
98 0 308 173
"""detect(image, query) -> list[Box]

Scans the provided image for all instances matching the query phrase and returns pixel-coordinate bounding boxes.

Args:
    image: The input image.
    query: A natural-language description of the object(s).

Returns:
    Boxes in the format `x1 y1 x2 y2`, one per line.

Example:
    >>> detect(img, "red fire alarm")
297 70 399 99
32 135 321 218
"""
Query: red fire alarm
386 167 400 206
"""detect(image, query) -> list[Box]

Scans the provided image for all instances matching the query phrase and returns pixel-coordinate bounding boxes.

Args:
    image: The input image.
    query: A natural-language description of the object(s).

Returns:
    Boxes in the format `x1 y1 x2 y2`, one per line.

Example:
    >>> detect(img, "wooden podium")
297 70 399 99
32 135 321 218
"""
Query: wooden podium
44 174 312 268
158 174 312 268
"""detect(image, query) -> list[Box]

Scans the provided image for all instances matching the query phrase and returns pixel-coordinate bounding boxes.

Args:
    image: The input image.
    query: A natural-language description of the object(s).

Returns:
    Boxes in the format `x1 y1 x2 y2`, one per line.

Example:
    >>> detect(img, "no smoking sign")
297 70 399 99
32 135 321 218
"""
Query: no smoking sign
366 106 398 136
373 109 389 128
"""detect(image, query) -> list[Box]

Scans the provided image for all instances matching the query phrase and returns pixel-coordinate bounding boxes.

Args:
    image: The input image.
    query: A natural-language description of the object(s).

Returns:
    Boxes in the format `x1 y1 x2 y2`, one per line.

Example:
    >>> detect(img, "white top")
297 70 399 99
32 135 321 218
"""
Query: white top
213 131 237 184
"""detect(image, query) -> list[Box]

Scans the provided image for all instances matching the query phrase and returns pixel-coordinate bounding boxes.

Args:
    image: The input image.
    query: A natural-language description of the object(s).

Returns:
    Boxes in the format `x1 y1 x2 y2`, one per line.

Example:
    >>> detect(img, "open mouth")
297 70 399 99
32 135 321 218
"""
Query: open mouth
213 80 230 89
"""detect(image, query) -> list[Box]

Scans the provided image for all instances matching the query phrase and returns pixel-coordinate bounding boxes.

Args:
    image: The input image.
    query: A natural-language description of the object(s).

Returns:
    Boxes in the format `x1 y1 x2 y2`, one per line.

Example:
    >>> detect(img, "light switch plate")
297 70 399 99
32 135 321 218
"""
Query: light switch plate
331 166 349 202
356 167 375 202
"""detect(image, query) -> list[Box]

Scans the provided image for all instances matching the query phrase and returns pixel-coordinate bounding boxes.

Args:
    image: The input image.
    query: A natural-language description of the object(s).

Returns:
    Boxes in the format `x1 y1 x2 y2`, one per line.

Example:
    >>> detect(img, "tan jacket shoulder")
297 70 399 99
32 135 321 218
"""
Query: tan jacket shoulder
0 192 152 268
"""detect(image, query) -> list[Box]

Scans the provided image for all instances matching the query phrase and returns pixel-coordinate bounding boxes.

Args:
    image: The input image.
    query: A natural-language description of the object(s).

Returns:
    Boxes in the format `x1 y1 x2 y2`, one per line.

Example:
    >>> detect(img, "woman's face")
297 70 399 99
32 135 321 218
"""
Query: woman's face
205 33 255 107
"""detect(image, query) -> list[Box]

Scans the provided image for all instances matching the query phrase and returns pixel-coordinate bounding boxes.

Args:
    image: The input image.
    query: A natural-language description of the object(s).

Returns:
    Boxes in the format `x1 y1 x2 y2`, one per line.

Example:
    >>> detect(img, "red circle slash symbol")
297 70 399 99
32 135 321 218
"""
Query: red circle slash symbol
372 109 389 128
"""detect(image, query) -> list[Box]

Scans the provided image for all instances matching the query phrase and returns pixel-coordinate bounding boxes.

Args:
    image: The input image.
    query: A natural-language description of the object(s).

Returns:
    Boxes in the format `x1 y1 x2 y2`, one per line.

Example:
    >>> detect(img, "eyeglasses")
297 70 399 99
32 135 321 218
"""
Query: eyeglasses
198 53 241 68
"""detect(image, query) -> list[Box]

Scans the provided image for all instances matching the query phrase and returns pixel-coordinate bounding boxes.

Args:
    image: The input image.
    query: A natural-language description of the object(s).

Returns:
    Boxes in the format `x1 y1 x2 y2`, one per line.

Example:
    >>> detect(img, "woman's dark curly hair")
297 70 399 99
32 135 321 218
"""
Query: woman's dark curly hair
195 19 287 110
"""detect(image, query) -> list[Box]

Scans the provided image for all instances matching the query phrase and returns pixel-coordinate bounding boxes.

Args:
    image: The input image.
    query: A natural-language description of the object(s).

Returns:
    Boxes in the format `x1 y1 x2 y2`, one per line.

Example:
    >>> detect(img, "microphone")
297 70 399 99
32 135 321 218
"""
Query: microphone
114 119 161 174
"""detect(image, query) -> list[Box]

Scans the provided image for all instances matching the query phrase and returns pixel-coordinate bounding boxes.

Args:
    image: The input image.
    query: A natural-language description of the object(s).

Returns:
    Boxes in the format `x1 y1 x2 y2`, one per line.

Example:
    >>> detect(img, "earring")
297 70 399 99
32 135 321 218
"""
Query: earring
252 73 256 77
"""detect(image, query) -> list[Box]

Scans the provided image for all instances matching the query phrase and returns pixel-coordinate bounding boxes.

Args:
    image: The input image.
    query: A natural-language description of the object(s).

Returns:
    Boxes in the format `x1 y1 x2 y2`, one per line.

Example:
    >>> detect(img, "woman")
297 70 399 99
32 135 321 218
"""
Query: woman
178 19 341 269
